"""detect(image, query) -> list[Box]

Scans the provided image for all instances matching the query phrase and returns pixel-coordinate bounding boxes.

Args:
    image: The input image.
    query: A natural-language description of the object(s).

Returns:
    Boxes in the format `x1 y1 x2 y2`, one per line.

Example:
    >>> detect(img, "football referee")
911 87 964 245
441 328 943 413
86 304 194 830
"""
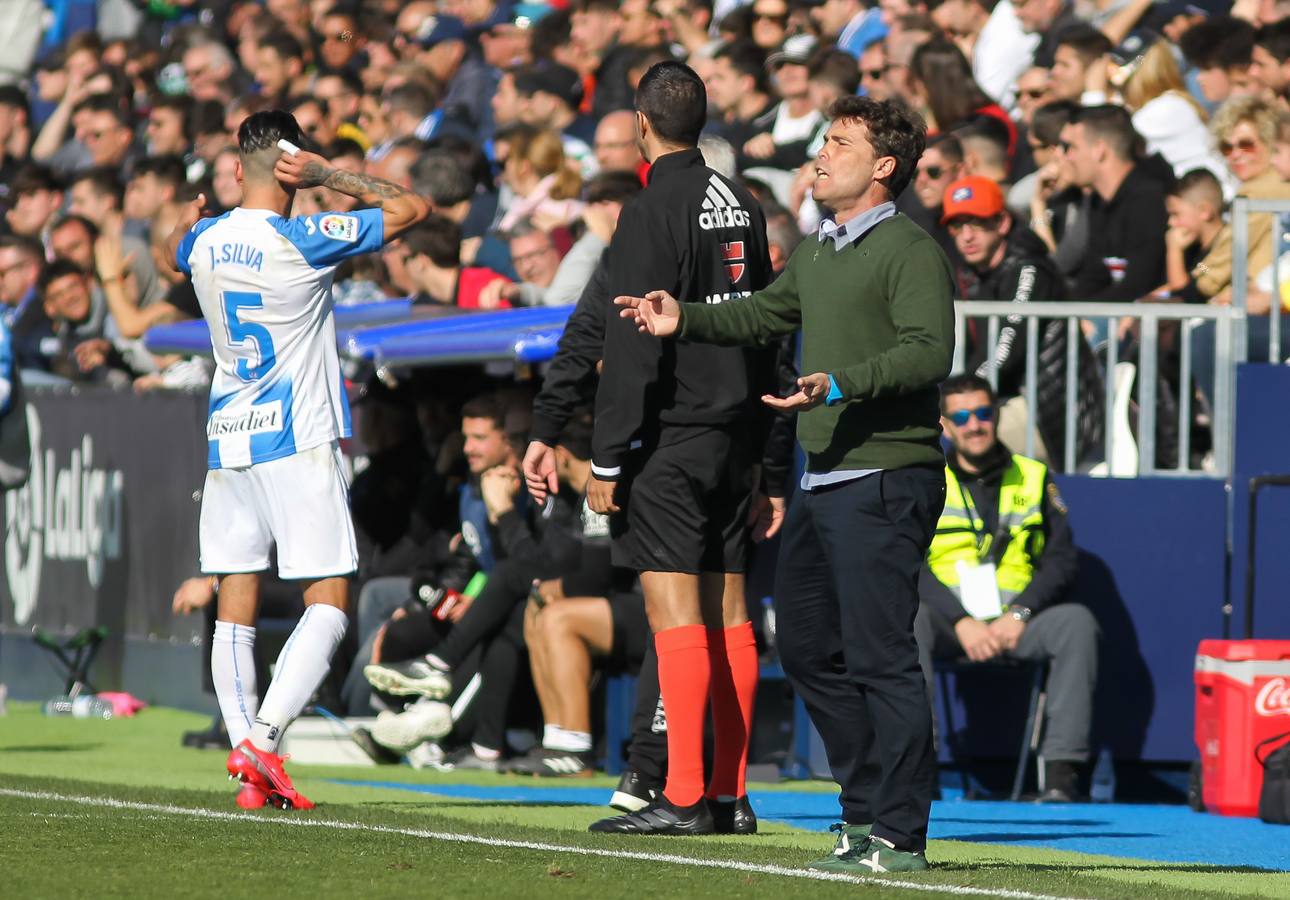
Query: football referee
586 61 779 836
616 97 955 873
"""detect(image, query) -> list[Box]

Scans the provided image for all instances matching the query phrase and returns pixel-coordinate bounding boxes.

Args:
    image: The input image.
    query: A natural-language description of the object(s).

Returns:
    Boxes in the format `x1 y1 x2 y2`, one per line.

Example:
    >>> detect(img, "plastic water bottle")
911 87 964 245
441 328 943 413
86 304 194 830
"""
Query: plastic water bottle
1090 747 1116 803
42 695 114 720
762 596 777 650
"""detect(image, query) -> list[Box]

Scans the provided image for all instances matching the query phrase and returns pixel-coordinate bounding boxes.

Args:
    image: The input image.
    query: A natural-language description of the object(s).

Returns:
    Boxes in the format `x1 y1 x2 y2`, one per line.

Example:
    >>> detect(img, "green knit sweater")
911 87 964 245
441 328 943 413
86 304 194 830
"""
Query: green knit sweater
679 213 955 474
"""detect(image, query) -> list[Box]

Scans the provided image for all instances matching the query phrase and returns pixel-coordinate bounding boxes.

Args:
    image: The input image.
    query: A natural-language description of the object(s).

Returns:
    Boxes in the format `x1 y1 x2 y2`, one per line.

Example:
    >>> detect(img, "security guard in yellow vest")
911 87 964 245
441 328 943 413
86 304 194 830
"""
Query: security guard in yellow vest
916 374 1100 802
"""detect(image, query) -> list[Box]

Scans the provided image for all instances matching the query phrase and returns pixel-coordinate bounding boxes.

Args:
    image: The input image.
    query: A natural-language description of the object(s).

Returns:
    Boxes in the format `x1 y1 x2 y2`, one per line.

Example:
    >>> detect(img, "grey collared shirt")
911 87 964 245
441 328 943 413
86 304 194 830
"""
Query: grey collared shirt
801 201 897 491
816 201 897 250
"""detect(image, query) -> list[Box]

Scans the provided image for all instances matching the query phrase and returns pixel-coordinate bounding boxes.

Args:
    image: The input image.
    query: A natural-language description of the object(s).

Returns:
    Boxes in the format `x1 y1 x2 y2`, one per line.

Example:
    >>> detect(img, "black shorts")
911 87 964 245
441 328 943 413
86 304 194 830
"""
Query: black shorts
610 425 755 574
607 588 649 672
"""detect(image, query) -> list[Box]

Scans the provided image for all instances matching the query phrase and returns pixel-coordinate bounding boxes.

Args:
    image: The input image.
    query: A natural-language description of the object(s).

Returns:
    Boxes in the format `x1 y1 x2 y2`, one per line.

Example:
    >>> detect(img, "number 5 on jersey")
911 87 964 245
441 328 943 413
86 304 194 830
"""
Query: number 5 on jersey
222 291 277 381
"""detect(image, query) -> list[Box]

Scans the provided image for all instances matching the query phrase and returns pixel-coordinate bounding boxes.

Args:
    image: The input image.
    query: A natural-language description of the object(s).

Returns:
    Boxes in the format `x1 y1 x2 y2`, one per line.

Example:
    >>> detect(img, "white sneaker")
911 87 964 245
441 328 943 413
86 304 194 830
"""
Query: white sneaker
363 658 452 699
370 700 453 752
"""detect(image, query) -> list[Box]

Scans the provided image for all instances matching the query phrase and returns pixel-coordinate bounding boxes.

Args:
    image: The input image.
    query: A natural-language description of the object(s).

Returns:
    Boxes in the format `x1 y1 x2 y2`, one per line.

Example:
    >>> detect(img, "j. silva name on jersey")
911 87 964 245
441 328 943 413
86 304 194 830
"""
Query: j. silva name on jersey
208 242 264 271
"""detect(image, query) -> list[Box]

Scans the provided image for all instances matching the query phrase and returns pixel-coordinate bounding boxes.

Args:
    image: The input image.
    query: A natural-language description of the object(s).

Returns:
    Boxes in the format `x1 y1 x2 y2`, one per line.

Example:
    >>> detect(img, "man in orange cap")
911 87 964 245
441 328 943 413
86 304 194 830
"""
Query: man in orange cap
942 175 1066 462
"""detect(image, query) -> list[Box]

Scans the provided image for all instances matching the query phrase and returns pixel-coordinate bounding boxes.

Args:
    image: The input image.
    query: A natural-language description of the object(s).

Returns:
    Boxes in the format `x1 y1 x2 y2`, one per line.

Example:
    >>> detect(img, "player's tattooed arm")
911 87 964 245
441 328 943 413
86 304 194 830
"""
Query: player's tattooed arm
277 149 430 240
301 163 411 207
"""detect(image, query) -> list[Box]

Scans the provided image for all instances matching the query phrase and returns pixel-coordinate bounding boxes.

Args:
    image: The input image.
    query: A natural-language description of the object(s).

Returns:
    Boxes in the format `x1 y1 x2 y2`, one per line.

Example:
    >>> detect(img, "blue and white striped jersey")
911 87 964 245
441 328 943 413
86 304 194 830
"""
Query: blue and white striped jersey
177 206 383 469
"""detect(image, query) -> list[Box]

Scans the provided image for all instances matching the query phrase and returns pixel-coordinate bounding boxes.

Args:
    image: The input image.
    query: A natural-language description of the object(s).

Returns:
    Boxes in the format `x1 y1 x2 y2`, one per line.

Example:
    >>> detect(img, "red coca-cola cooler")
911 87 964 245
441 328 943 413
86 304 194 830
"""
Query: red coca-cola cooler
1194 640 1290 816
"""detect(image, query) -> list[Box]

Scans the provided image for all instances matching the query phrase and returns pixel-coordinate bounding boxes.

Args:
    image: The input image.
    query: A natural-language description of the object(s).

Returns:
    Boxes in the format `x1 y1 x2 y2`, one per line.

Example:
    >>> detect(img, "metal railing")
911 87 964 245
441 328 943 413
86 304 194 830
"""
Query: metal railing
953 301 1240 478
1230 196 1290 366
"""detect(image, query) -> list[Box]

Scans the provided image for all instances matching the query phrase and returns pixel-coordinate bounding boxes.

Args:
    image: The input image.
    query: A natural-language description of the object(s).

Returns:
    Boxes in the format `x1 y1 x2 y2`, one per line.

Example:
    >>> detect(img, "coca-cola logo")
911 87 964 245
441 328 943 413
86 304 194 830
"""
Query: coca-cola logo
1255 677 1290 717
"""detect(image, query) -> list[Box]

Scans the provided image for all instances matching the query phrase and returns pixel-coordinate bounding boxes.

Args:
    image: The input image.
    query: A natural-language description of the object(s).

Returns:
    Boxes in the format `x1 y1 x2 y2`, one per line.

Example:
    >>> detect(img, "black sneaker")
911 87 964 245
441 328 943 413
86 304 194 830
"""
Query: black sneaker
1037 760 1082 803
711 795 757 834
589 794 714 835
609 769 662 812
507 747 595 777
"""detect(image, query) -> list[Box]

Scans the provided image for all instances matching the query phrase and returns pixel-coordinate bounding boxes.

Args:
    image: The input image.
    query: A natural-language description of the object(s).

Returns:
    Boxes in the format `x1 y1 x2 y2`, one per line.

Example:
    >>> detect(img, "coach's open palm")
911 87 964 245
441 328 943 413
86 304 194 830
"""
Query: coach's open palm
616 290 681 337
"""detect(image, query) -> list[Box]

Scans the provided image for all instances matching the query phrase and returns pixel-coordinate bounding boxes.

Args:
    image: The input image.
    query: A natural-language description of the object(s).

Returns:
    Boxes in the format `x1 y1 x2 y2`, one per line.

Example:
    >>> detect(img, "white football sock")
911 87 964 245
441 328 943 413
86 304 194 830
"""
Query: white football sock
546 727 592 753
250 604 348 753
212 621 258 748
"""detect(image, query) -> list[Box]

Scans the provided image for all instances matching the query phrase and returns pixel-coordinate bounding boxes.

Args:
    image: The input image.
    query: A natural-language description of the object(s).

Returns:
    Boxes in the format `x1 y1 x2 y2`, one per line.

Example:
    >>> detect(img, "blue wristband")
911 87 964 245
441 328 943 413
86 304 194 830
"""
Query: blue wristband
825 375 843 406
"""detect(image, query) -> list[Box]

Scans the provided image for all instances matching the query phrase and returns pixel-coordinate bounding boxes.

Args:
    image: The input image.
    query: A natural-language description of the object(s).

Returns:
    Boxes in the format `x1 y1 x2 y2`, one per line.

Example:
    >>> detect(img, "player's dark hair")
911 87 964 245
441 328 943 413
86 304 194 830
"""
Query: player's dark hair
635 61 707 147
826 96 928 199
403 215 462 269
940 373 996 410
238 109 305 182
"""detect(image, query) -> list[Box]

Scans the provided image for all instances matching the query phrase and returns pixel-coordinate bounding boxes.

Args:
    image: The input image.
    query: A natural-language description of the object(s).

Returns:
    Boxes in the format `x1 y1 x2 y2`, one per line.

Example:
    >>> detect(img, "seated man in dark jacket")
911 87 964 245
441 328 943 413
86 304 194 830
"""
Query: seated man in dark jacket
917 373 1099 802
360 398 589 768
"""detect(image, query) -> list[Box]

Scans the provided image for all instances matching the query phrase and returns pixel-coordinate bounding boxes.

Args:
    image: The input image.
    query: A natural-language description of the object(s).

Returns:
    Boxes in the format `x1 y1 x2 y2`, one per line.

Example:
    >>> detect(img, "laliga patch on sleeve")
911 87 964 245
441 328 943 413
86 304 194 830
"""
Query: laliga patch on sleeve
318 214 359 242
1047 481 1068 515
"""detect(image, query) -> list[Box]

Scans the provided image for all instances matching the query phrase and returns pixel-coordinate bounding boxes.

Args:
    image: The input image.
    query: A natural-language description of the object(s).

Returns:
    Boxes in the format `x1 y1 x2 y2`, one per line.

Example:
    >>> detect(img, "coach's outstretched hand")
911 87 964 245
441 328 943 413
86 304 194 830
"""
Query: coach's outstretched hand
763 372 832 411
523 440 560 502
616 290 681 337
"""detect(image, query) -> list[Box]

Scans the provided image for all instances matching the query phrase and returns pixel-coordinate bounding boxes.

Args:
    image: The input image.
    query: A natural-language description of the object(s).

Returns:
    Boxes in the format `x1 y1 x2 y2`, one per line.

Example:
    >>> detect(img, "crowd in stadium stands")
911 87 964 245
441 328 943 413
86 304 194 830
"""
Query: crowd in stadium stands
7 0 1290 787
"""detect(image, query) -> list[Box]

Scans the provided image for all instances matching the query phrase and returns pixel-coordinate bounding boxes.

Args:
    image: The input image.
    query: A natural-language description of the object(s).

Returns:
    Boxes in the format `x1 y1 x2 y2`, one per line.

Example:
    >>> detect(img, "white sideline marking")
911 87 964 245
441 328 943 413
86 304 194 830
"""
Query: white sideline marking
0 788 1086 900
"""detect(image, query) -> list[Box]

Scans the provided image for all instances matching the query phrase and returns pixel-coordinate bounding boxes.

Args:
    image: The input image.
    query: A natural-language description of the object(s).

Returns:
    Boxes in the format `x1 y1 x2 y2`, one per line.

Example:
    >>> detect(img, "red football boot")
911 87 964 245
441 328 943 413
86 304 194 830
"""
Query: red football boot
226 742 273 792
229 739 315 810
236 782 270 809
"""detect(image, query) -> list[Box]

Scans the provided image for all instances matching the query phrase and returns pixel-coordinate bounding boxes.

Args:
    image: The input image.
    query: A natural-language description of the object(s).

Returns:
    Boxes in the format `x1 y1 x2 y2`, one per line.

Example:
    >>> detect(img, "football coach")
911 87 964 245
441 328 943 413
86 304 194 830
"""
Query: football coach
615 96 955 874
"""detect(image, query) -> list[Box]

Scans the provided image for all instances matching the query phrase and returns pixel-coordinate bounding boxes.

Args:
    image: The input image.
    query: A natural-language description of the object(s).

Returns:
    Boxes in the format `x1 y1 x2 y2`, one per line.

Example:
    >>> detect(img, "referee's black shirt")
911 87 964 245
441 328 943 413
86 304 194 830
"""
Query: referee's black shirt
592 148 775 481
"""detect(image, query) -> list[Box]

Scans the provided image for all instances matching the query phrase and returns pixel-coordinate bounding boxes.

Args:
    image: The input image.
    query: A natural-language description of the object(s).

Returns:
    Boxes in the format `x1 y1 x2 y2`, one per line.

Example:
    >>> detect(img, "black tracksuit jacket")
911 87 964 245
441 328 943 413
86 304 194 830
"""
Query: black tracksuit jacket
592 147 777 481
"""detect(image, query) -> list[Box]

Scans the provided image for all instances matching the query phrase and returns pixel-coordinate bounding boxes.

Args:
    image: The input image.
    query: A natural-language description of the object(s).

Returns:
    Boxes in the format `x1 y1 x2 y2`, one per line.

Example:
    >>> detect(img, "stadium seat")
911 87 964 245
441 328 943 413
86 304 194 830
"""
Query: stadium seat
934 657 1048 801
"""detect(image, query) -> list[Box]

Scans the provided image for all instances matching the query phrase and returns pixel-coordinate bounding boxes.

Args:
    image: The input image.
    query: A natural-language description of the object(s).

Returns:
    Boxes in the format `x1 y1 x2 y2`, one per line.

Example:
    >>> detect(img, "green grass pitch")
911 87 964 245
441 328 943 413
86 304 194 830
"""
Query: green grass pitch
1 705 1285 899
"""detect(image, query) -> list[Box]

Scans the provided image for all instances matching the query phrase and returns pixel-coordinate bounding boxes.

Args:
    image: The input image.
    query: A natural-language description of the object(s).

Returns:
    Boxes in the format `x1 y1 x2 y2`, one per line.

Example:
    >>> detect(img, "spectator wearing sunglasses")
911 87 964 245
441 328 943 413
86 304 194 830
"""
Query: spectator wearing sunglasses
919 372 1096 803
898 134 966 268
1188 96 1290 303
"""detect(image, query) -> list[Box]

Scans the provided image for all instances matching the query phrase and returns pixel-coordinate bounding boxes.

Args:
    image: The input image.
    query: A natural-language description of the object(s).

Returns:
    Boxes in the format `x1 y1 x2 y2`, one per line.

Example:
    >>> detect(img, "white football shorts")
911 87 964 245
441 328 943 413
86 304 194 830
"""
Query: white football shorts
199 441 357 579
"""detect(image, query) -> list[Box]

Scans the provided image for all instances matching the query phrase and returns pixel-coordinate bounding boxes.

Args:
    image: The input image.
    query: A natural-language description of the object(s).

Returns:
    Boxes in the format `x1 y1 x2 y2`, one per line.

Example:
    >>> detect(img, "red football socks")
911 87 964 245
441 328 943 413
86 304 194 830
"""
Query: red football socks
655 624 710 808
706 621 759 801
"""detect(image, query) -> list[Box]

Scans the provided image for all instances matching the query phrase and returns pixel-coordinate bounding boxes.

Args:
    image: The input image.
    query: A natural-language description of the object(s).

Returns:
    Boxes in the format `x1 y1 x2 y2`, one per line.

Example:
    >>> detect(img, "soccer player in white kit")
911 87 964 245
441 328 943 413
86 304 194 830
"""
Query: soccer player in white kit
164 110 429 809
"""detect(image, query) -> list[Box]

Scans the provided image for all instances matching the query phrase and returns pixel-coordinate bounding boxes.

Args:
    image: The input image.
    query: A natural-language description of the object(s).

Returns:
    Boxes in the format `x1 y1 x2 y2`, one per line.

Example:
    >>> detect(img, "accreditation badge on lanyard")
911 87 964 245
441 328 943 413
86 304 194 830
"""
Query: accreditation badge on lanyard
953 487 1005 621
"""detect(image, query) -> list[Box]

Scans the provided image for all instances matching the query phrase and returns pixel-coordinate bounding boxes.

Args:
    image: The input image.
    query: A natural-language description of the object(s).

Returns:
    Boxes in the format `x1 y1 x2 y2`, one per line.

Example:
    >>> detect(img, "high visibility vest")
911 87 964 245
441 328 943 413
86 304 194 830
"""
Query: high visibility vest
928 454 1048 604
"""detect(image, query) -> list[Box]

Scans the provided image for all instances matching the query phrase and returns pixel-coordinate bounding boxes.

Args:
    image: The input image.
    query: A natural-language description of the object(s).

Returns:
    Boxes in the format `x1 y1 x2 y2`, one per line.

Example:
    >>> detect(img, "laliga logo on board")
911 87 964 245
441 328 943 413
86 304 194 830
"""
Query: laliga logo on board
4 406 124 625
1255 677 1290 717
